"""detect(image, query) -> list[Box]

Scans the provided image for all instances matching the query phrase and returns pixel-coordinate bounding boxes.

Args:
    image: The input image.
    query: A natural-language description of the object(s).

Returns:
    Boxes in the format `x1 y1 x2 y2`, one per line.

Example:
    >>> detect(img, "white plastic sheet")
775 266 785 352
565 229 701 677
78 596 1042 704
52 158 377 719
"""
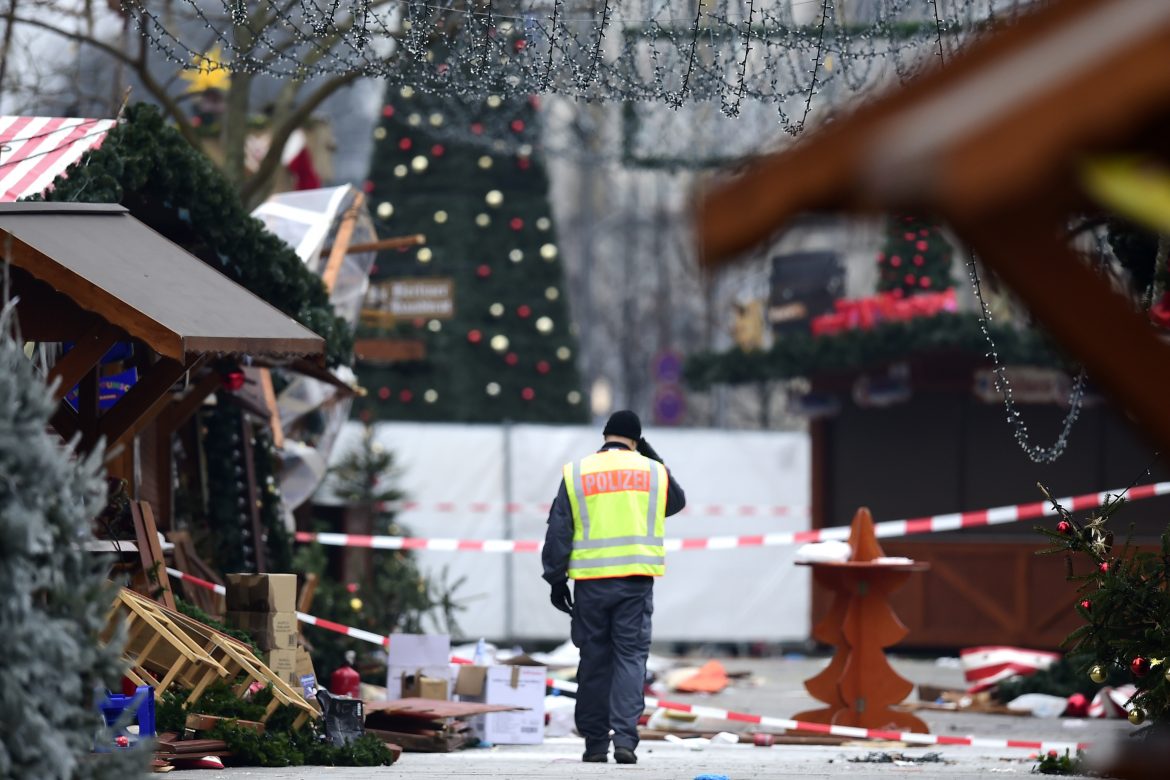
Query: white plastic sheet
322 422 811 643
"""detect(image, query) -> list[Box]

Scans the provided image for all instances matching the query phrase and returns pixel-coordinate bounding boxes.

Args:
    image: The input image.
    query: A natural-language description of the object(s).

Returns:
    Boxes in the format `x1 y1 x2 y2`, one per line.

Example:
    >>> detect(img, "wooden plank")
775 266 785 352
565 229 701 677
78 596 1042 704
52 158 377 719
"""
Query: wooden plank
156 369 222 437
320 234 426 257
321 192 364 292
50 398 79 442
185 714 265 734
258 368 284 448
101 356 205 454
130 501 176 610
168 531 223 615
45 321 122 401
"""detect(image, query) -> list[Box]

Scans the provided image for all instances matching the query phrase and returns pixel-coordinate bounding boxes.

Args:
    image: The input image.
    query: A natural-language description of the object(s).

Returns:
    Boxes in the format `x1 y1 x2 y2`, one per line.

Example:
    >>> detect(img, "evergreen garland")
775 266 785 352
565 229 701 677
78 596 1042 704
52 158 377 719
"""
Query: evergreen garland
254 426 295 573
30 103 351 366
201 404 253 573
684 313 1069 390
0 303 148 779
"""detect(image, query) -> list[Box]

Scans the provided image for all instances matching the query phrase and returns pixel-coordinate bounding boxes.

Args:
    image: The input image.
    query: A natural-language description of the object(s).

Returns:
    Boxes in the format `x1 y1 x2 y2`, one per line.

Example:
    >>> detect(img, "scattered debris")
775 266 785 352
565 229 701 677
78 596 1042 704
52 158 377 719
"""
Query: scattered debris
847 751 950 765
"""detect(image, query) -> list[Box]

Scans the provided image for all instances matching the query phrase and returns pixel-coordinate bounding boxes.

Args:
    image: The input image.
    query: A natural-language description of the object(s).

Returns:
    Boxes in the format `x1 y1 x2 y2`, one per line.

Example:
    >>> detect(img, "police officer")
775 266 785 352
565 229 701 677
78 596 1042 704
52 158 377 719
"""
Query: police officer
542 410 686 764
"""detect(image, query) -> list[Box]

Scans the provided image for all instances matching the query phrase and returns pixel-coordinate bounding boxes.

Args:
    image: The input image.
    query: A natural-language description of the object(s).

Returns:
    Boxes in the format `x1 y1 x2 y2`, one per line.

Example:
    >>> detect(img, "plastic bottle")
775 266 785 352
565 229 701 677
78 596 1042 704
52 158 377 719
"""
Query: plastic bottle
473 638 487 666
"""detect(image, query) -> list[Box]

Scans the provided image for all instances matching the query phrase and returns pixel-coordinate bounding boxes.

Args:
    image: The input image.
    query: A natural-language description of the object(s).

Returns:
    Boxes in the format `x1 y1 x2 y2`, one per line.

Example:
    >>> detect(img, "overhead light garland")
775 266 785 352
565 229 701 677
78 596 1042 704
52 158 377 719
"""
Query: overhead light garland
121 0 1032 122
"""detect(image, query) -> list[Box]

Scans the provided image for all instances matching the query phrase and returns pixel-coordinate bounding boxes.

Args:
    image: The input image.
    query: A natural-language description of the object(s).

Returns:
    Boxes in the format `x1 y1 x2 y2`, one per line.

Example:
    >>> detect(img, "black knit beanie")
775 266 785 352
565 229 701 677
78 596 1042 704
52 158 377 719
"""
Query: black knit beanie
603 410 641 441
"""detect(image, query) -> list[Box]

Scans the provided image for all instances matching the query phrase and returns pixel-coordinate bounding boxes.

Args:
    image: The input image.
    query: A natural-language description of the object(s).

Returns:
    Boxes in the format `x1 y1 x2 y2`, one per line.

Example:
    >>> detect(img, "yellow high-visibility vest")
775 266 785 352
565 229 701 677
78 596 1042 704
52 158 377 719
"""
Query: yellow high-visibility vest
563 449 668 580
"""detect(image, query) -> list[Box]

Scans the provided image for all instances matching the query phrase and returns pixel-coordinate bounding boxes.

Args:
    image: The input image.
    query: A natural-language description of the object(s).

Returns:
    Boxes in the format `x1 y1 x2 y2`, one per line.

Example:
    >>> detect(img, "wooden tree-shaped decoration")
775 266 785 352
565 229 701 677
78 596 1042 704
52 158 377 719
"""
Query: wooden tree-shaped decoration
795 507 930 733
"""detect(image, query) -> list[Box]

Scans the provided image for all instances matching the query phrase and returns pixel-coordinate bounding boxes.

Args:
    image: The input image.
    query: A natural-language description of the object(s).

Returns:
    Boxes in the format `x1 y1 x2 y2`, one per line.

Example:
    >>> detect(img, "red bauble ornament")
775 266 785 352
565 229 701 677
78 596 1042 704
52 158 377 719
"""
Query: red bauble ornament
470 122 484 135
346 582 359 593
1057 520 1072 534
222 370 246 392
1099 561 1110 573
1079 599 1091 612
916 240 929 251
399 389 413 403
378 386 390 400
913 254 925 266
505 352 519 366
904 274 916 286
115 735 130 748
1065 692 1089 717
521 387 535 401
514 39 527 51
398 137 412 151
382 105 395 117
1131 657 1151 677
890 255 902 267
511 119 525 133
362 180 375 193
477 264 492 278
432 144 445 157
920 277 932 288
536 360 551 374
510 217 524 231
517 157 531 170
919 228 930 237
468 329 483 344
876 252 886 264
903 231 915 241
517 304 532 318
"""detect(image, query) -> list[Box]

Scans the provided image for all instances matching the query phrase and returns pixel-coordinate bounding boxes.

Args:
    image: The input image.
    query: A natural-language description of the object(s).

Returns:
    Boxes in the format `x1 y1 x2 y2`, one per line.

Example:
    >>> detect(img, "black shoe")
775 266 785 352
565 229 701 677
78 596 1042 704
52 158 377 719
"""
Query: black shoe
582 752 608 763
614 747 637 764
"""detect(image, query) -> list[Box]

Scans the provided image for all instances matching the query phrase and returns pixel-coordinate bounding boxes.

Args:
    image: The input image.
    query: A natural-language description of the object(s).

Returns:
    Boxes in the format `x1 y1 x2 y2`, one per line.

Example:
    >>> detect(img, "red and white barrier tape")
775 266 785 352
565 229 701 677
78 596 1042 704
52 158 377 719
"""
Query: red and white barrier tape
166 566 1087 752
298 480 1170 553
389 500 809 519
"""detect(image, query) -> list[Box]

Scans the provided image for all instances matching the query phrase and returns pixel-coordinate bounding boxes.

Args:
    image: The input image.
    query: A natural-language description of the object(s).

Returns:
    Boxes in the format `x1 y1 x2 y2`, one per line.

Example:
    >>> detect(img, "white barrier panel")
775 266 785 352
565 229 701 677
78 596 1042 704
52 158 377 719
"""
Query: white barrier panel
323 422 810 642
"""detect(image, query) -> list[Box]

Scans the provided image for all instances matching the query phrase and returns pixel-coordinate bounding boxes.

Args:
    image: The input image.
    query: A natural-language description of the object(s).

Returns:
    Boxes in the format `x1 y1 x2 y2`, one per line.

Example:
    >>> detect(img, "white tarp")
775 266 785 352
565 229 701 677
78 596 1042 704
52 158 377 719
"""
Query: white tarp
324 422 810 643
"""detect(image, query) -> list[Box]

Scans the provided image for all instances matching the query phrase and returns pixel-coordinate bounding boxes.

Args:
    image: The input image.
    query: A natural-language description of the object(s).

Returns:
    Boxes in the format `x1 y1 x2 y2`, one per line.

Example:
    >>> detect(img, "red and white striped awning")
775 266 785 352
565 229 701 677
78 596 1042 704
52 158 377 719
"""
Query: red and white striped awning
0 116 116 202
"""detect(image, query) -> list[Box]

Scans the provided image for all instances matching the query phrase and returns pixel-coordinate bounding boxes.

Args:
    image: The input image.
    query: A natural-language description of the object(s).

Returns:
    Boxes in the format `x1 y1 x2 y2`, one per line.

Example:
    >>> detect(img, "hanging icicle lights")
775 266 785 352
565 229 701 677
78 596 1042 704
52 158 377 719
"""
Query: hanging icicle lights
122 0 1033 118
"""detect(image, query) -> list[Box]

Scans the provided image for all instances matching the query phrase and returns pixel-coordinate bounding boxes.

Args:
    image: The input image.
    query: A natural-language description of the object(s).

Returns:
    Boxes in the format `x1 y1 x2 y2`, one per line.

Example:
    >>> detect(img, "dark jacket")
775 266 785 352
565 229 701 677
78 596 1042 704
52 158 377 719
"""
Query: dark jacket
542 443 686 585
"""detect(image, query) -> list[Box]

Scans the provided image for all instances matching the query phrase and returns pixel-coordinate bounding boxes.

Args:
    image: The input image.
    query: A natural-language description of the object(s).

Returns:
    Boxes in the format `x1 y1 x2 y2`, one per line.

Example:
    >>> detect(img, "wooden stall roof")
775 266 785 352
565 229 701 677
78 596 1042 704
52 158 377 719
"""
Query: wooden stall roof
697 0 1170 262
0 202 325 361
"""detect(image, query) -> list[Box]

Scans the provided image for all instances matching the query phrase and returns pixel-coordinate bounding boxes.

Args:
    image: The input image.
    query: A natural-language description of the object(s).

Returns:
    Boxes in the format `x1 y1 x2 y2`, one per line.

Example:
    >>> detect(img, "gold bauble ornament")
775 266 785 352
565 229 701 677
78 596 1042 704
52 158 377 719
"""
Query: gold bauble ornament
349 597 363 611
1128 708 1146 725
1089 664 1107 683
1165 666 1170 684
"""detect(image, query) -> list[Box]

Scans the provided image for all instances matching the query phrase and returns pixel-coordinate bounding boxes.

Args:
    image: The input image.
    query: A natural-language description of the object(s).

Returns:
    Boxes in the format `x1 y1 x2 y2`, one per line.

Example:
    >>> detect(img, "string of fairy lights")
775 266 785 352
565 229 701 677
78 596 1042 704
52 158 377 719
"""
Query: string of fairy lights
121 0 1034 128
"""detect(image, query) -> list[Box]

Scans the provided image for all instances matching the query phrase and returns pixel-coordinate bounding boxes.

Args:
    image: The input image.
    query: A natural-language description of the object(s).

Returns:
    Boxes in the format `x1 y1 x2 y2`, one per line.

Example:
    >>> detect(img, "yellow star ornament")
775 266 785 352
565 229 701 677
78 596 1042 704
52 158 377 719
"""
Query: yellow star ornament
180 45 231 94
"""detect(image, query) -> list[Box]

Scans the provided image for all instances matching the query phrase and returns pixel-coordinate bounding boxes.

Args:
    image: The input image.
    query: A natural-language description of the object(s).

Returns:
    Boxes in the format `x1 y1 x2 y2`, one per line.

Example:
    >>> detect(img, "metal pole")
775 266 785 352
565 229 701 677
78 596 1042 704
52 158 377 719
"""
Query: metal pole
502 419 515 641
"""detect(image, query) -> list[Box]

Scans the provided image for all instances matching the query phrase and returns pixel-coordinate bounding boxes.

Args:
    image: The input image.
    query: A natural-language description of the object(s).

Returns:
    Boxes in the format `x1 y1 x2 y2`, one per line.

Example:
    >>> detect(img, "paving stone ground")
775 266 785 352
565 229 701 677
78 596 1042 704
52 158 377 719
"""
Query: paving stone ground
204 655 1133 779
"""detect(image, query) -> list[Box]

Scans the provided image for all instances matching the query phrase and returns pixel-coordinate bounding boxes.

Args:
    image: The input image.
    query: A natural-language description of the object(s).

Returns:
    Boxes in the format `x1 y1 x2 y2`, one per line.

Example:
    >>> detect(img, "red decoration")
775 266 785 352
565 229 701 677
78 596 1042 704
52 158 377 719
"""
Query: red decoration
362 180 375 193
1065 692 1089 717
1150 292 1170 329
1099 561 1110 573
378 386 390 400
890 255 902 267
919 277 932 288
912 254 924 266
521 387 535 401
919 228 930 237
468 329 483 344
399 389 414 403
1057 520 1072 534
810 288 958 336
477 264 492 278
511 119 525 133
222 370 245 392
346 582 359 593
412 318 425 328
398 138 412 151
431 144 445 157
903 274 916 286
471 122 484 135
1079 599 1091 612
903 232 916 241
536 360 550 374
517 157 531 170
916 240 929 251
505 352 519 366
517 304 532 318
382 105 395 117
329 663 361 699
876 252 886 264
514 39 527 51
115 736 130 748
1131 657 1151 677
510 217 524 231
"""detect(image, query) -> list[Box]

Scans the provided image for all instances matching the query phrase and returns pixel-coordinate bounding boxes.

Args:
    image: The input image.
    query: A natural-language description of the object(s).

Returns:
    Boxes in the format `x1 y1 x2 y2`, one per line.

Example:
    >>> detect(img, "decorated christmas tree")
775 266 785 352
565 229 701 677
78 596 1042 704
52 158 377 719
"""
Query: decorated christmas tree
1041 484 1170 728
0 302 148 778
355 88 586 423
875 216 955 296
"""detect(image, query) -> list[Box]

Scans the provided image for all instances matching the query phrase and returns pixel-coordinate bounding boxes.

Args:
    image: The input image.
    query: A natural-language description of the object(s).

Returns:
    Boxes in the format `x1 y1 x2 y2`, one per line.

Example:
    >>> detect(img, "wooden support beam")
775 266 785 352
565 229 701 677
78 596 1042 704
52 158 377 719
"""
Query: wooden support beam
45 321 122 401
157 369 222 437
130 501 176 611
50 400 79 442
99 356 205 455
258 368 284 448
958 202 1170 458
78 368 101 452
321 193 364 293
320 234 427 257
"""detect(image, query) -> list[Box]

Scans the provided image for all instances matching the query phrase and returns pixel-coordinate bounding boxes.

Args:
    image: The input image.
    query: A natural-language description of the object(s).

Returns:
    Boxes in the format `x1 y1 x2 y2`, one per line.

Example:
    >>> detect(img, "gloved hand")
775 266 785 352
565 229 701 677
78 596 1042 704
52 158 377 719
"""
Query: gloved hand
550 581 574 614
637 437 664 464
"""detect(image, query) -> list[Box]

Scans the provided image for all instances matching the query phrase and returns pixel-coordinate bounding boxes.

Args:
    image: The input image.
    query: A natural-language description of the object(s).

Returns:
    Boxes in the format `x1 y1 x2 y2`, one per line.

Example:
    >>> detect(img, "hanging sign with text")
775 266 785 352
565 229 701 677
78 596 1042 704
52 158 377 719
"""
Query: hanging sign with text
362 278 455 325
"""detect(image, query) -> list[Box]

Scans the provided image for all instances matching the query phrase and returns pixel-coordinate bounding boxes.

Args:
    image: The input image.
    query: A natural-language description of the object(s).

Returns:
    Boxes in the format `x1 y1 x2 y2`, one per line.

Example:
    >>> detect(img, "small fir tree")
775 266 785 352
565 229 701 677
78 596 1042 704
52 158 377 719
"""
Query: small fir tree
875 216 955 296
1040 483 1170 728
0 302 148 779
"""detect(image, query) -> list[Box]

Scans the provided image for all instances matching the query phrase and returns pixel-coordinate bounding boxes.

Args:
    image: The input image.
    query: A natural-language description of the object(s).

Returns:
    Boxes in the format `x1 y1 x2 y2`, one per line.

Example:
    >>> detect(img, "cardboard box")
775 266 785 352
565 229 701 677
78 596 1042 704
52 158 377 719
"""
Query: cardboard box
455 665 546 744
385 634 451 696
226 610 298 650
226 573 297 613
296 646 318 700
265 647 318 700
400 670 449 701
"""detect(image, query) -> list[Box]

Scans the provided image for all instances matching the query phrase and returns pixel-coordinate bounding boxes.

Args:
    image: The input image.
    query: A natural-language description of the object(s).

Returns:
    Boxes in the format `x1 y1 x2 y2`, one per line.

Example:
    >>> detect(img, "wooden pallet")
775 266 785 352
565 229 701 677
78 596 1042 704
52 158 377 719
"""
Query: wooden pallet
107 589 317 728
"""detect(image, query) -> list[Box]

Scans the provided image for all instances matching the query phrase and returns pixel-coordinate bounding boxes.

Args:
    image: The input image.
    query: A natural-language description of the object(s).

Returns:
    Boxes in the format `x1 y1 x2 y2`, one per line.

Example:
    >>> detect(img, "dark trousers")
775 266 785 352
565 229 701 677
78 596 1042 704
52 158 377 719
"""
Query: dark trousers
570 576 653 755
